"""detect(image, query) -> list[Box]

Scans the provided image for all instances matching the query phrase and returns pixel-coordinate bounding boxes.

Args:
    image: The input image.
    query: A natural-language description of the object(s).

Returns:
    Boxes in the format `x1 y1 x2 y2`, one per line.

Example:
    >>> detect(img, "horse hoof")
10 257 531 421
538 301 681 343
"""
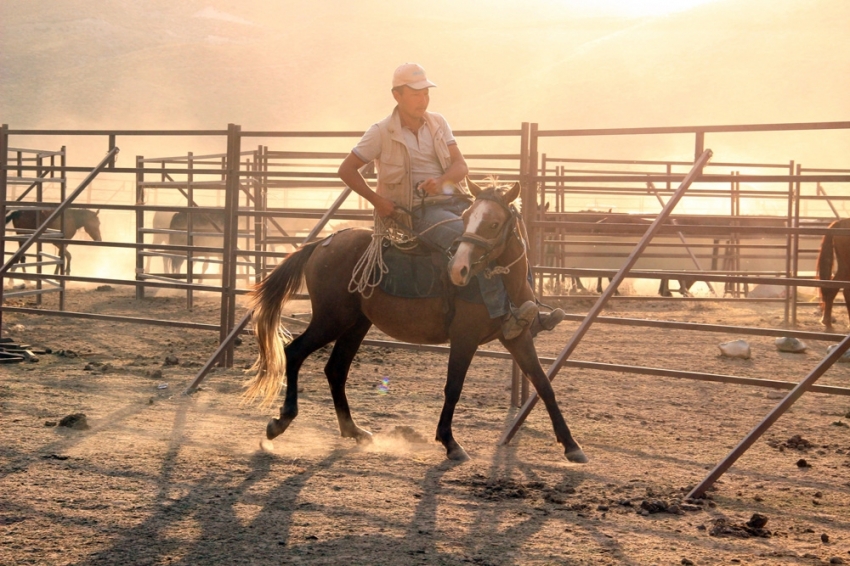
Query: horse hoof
266 418 286 440
354 430 374 445
447 445 470 462
565 447 589 464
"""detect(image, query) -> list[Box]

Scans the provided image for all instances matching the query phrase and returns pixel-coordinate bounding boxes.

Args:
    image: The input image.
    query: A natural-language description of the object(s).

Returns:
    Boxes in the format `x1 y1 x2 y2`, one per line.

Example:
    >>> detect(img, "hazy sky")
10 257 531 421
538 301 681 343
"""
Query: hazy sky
1 0 847 164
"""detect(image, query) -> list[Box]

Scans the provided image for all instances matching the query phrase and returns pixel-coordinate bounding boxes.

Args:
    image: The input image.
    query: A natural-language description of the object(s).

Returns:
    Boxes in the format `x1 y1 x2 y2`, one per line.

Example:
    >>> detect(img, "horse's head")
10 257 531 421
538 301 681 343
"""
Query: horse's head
82 209 102 241
448 178 522 287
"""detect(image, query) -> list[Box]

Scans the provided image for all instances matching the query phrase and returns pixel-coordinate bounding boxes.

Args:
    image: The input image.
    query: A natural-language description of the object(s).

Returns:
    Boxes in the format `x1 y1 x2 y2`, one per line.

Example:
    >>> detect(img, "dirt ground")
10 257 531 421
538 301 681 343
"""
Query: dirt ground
1 286 850 566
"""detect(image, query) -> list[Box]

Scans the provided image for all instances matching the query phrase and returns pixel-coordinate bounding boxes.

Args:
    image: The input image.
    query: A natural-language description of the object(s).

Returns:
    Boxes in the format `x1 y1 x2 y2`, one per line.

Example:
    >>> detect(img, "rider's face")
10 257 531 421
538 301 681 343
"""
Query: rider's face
393 86 430 123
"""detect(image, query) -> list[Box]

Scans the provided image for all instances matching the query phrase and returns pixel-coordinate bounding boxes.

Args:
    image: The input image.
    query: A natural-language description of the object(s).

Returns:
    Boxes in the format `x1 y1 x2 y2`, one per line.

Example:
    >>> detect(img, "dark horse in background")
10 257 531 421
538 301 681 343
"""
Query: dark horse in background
4 208 102 275
563 210 696 297
816 218 850 329
246 180 587 464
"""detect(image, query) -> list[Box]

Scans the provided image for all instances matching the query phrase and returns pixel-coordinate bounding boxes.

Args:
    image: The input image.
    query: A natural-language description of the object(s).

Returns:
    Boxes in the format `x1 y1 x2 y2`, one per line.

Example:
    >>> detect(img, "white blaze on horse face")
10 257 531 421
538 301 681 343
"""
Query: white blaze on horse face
449 203 490 286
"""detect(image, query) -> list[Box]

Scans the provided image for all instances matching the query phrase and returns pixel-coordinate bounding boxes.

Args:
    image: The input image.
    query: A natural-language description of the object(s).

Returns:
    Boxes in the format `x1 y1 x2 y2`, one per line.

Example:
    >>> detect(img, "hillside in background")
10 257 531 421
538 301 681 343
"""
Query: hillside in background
1 0 848 165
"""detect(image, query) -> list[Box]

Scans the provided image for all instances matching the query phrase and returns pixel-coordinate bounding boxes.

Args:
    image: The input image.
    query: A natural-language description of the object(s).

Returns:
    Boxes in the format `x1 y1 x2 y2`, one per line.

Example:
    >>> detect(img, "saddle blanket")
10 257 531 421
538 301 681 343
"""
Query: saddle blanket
377 242 483 303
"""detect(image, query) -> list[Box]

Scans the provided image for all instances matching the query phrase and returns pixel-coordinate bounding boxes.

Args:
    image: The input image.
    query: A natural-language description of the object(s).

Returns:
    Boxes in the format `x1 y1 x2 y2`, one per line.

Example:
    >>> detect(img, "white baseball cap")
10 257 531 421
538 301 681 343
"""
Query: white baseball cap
392 63 437 90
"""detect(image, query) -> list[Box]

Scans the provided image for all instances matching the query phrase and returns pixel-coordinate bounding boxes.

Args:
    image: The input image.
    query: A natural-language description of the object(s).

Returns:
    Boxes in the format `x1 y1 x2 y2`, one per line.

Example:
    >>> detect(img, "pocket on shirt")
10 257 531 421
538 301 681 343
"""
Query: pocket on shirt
379 159 405 184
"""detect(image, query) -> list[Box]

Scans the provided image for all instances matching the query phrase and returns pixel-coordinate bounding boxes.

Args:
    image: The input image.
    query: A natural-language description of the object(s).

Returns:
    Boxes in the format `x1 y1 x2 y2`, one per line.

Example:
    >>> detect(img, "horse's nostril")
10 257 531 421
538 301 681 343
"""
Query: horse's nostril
459 266 468 279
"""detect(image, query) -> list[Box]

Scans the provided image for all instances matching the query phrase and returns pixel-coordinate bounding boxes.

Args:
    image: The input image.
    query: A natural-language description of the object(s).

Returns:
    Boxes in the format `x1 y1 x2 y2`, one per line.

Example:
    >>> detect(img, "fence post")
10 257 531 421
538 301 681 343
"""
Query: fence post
513 122 531 407
0 124 8 336
219 123 241 368
135 155 146 300
694 131 705 161
527 123 541 297
785 160 796 326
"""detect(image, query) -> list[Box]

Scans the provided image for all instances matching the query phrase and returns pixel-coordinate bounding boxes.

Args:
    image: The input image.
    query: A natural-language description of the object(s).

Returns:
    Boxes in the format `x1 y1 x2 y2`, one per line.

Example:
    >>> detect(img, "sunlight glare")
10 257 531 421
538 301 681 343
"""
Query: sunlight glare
565 0 720 17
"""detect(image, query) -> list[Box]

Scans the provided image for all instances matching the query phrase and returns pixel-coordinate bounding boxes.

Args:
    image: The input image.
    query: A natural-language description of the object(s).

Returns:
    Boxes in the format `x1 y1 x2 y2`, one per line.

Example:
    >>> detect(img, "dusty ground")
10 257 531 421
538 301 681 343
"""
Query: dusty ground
1 286 850 566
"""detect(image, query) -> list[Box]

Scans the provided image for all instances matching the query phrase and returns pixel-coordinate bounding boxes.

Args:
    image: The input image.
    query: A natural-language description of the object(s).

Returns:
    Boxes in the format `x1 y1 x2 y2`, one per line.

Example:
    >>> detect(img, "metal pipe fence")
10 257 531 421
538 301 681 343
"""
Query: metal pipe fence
2 120 850 365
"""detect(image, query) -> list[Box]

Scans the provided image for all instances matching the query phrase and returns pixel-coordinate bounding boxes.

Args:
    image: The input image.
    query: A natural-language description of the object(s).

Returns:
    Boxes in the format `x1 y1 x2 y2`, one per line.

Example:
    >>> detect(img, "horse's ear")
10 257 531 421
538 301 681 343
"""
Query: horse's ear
95 210 100 216
505 182 521 204
466 176 482 197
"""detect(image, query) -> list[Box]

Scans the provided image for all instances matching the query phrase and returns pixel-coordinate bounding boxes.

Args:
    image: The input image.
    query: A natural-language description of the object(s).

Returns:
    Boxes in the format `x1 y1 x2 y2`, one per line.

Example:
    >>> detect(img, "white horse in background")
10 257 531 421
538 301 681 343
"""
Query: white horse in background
147 211 176 274
168 211 224 275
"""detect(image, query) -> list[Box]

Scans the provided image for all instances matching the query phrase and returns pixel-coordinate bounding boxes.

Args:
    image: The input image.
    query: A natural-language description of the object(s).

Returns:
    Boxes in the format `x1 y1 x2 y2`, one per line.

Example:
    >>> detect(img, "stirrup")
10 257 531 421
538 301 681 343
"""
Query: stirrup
502 300 538 340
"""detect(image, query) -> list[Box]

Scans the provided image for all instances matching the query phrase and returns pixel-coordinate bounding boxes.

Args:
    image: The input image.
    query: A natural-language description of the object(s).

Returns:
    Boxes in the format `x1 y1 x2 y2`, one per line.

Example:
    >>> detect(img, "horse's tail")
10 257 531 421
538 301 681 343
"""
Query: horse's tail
4 210 20 225
243 240 321 407
817 221 838 302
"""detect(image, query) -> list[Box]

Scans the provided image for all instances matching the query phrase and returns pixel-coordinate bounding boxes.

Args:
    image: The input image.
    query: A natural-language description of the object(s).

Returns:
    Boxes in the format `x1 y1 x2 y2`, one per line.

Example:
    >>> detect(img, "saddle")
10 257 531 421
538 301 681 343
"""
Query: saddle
377 241 484 304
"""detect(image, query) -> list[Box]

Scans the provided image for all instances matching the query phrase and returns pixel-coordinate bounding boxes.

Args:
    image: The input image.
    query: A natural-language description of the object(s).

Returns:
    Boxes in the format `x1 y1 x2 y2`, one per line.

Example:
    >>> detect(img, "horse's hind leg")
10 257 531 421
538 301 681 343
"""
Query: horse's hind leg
821 285 839 328
267 322 343 440
501 334 588 463
836 248 850 327
324 315 374 444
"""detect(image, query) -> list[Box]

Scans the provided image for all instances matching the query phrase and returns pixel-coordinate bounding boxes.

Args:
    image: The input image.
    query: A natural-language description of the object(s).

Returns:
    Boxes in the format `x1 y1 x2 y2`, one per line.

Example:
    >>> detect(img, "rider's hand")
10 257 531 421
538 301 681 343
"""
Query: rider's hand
373 195 398 218
418 177 443 196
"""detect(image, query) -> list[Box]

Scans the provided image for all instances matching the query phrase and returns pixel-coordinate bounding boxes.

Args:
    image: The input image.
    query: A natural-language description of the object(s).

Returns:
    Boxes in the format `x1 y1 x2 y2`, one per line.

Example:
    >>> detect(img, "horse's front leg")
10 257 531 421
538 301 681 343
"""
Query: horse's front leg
436 339 478 461
502 334 588 463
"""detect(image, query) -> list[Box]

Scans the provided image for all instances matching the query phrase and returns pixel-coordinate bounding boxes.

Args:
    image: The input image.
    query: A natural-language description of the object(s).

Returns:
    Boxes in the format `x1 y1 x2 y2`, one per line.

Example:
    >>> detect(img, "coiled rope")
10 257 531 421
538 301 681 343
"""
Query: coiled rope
347 210 458 298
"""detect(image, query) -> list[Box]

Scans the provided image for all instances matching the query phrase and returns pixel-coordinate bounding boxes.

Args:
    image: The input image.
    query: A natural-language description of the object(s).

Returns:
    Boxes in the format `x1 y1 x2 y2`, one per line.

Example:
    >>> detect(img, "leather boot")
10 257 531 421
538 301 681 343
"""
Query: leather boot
530 308 566 338
502 300 538 340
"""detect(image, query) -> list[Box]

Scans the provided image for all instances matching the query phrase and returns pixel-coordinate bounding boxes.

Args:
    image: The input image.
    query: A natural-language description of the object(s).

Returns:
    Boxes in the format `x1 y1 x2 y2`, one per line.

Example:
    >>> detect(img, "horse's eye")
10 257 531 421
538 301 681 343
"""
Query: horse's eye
490 222 500 230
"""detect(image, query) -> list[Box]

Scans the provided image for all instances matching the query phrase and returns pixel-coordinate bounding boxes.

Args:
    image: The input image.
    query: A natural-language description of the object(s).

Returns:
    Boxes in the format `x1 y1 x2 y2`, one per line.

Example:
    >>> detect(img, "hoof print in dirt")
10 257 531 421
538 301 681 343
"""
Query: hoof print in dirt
146 369 163 379
709 516 771 538
58 413 90 430
469 476 548 501
164 355 179 366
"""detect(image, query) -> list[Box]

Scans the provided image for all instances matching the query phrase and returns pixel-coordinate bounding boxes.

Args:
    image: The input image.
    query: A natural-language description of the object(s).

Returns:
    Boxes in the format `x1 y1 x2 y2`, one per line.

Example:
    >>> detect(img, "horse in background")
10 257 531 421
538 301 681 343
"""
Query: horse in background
816 218 850 329
167 211 224 274
4 208 101 275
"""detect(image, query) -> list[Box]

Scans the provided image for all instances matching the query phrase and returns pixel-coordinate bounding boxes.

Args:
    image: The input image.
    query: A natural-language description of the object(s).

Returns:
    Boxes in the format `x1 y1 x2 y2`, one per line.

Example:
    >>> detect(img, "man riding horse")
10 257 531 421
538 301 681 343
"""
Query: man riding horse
338 63 564 339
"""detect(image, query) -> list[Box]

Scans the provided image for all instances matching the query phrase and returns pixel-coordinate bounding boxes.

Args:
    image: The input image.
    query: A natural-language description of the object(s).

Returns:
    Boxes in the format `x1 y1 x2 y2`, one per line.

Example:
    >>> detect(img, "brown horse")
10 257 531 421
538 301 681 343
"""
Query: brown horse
5 208 102 275
817 218 850 329
246 180 587 463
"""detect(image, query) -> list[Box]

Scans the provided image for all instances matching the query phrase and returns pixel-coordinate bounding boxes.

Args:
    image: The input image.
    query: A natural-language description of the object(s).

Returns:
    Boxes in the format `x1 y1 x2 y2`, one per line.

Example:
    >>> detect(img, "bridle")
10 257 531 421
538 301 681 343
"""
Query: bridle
453 188 527 278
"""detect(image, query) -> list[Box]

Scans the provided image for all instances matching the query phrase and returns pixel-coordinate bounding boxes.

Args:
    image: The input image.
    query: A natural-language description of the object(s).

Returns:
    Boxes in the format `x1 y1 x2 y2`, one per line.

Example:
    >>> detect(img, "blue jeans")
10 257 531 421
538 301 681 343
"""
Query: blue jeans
411 197 508 319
